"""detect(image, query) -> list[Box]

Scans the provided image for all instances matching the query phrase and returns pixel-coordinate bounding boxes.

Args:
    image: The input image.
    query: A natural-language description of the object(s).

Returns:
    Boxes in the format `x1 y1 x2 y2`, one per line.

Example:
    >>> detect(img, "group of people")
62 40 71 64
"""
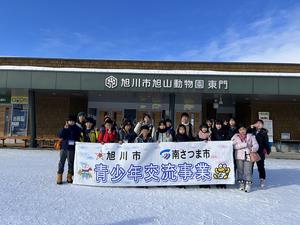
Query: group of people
56 112 271 193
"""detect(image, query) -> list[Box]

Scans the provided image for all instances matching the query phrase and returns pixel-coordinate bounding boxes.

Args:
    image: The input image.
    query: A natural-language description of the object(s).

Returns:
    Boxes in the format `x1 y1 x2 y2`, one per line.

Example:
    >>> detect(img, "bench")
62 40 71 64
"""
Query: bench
1 136 31 148
0 137 6 147
36 135 61 149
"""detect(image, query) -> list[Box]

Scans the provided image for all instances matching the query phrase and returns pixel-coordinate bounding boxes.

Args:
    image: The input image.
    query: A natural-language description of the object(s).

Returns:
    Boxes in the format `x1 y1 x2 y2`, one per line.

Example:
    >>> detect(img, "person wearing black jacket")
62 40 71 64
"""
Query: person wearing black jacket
223 118 239 173
118 119 137 143
248 119 271 188
57 115 82 185
224 118 238 140
211 120 227 189
211 120 227 141
175 124 191 142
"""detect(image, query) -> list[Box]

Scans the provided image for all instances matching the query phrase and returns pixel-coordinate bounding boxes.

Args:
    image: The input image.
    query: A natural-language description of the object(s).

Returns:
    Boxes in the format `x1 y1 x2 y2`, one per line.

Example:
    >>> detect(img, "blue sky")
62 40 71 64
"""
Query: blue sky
1 0 300 62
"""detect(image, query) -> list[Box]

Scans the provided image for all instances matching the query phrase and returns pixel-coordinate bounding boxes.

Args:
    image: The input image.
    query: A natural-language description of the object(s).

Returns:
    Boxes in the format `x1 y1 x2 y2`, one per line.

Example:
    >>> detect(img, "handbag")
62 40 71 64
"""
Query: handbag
250 152 261 162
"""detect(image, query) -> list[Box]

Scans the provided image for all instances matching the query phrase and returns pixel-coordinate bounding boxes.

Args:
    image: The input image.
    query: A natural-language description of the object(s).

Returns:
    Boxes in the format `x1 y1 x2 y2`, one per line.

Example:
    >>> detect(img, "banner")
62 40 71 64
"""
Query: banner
73 141 235 187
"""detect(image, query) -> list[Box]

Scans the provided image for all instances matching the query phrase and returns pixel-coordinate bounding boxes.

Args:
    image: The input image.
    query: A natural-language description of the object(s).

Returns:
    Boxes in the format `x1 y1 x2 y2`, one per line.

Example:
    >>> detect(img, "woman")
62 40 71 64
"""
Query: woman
248 119 271 188
231 125 259 193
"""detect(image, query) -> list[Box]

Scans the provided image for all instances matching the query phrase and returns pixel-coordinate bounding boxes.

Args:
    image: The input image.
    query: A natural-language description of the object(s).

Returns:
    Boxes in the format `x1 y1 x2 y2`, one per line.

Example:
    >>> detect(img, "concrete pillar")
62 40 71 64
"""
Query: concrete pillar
29 90 37 148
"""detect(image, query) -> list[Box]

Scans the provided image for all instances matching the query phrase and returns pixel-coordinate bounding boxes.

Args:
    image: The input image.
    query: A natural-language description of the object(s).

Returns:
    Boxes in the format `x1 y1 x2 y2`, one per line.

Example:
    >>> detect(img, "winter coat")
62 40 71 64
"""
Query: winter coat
76 122 86 131
225 126 238 140
156 129 173 142
81 129 97 143
166 127 176 141
118 129 137 143
175 134 191 142
134 122 155 139
58 125 82 151
231 133 259 161
211 128 227 141
247 127 271 159
196 130 211 141
98 128 119 143
134 136 155 143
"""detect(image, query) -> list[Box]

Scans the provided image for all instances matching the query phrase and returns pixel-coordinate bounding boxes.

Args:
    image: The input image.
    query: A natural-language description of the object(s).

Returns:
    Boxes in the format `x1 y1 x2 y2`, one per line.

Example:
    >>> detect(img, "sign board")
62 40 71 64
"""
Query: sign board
258 112 270 120
11 96 29 104
104 75 229 91
74 141 235 187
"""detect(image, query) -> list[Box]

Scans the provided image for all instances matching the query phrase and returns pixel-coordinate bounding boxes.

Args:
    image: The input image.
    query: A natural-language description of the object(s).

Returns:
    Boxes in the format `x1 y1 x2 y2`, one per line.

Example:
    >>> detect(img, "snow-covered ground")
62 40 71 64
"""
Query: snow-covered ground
0 149 299 225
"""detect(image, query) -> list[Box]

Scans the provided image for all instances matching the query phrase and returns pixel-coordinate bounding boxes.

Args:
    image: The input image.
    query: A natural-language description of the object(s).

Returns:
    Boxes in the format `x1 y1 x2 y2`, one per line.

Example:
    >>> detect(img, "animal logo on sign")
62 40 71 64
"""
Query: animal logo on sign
213 163 231 179
160 149 171 160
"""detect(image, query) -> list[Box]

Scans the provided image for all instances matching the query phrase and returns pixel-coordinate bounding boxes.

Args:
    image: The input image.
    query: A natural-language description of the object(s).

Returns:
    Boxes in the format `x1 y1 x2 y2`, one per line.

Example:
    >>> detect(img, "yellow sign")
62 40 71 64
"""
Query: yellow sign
11 96 29 104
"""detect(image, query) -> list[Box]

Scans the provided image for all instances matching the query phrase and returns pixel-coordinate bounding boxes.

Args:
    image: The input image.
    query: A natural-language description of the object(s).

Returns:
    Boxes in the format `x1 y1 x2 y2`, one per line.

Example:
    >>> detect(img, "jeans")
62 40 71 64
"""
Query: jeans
236 159 253 183
57 149 75 175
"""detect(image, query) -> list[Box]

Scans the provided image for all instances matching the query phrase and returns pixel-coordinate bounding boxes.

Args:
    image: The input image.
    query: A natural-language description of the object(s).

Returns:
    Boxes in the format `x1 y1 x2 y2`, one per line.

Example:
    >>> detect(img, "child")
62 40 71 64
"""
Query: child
175 124 190 142
211 120 226 141
156 120 173 142
232 125 259 192
211 120 227 189
119 119 137 143
81 117 97 143
180 112 194 140
206 119 214 133
134 125 155 143
76 112 87 131
225 118 238 140
57 115 82 184
197 124 211 141
98 119 119 144
165 119 176 141
134 113 155 139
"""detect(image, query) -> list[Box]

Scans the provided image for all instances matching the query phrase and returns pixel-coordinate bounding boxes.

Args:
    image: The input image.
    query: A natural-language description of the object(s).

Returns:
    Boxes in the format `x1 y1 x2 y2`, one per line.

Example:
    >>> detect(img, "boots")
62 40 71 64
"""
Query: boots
260 179 265 188
56 173 63 185
238 180 245 191
67 173 73 184
245 181 252 193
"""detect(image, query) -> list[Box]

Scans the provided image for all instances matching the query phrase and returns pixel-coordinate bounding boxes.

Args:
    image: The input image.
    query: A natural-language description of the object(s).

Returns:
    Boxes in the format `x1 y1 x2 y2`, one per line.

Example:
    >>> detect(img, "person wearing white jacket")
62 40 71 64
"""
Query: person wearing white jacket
231 125 259 193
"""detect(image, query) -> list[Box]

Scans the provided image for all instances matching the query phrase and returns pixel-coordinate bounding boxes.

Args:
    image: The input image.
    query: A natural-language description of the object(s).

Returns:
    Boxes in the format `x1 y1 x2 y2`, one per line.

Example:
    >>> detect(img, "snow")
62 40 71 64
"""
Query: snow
1 65 300 77
0 149 299 225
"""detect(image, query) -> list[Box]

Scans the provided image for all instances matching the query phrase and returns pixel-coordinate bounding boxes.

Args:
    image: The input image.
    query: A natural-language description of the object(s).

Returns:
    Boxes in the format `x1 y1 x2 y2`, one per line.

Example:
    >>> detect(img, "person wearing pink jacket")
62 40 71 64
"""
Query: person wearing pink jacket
231 125 259 193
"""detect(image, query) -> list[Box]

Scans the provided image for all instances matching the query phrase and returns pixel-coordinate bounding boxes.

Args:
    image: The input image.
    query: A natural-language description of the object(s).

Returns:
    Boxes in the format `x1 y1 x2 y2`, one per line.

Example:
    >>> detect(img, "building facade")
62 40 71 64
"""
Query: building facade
1 57 300 151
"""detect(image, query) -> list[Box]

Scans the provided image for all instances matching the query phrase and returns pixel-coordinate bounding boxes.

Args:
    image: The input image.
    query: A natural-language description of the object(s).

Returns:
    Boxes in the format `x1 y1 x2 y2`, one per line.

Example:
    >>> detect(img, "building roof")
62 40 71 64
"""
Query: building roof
1 56 300 73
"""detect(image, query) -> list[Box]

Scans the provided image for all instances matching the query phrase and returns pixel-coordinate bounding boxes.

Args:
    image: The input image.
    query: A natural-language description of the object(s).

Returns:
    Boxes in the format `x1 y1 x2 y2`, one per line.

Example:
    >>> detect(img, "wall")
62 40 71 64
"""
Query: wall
35 93 87 136
251 101 300 140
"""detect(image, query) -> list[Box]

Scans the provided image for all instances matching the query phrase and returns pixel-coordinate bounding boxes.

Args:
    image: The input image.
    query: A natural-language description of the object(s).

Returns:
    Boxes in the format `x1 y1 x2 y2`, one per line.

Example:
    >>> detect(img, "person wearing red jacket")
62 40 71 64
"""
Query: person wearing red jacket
98 119 119 144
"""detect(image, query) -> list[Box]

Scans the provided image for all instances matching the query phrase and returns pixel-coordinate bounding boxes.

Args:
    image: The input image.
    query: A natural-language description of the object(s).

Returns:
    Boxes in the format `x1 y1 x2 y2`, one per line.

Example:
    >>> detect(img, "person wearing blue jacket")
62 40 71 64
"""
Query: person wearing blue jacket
56 115 82 185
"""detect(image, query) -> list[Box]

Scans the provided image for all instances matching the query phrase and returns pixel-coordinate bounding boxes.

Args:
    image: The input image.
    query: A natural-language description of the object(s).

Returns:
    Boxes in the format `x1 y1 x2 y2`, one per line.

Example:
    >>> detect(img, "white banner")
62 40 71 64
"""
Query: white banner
73 141 235 187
